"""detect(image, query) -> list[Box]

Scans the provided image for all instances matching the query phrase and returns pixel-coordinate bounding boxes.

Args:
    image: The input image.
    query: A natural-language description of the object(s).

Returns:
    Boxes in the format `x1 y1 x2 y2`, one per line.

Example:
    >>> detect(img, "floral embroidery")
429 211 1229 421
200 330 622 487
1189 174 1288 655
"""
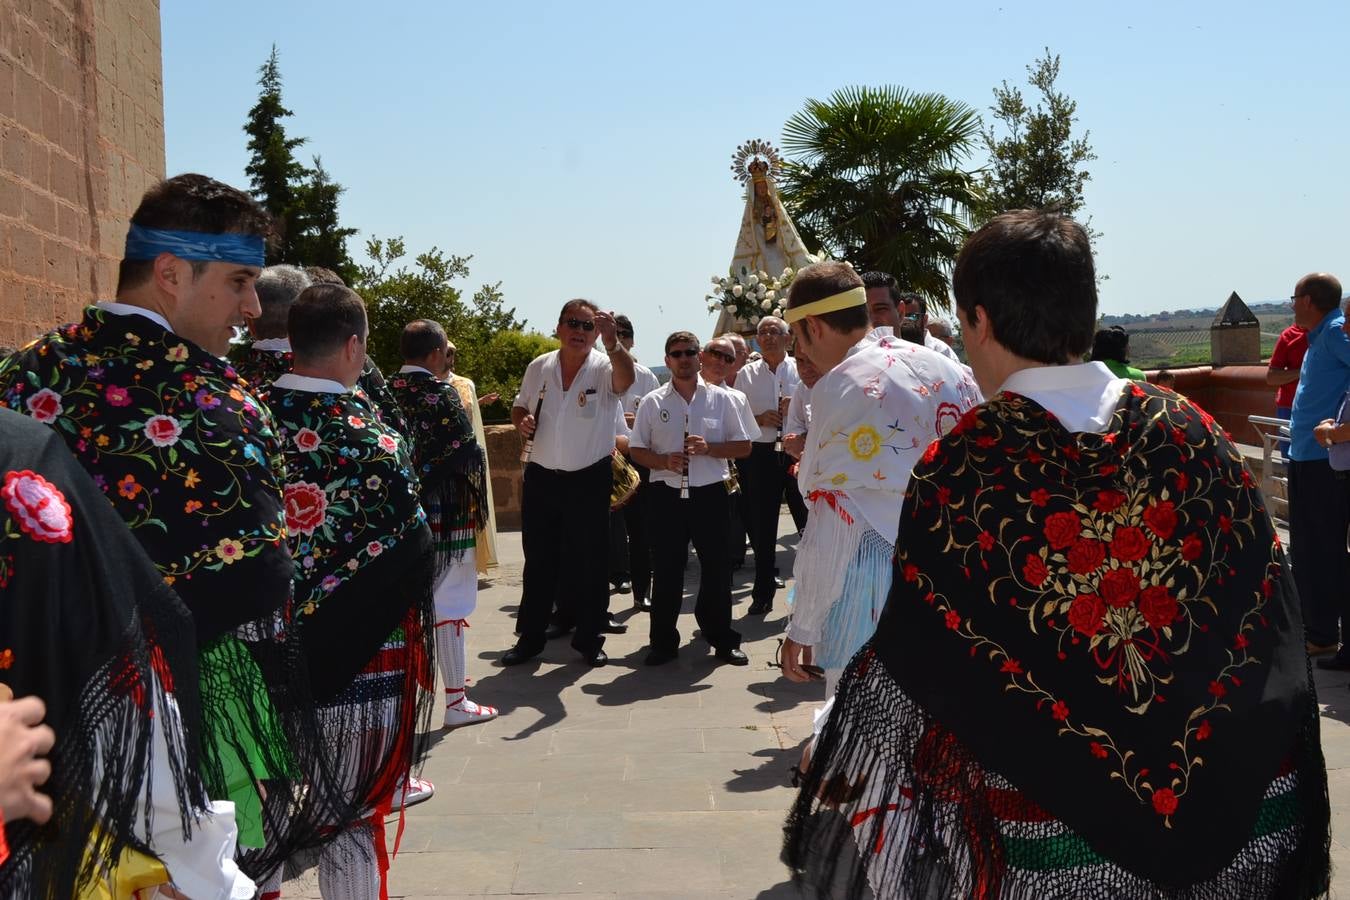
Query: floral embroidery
2 470 74 544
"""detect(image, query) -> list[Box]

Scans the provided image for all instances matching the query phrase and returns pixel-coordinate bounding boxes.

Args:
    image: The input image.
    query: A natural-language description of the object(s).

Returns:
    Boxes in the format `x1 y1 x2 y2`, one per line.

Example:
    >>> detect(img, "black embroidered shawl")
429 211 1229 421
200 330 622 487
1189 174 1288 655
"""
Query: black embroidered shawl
0 407 205 897
785 384 1330 898
388 370 486 576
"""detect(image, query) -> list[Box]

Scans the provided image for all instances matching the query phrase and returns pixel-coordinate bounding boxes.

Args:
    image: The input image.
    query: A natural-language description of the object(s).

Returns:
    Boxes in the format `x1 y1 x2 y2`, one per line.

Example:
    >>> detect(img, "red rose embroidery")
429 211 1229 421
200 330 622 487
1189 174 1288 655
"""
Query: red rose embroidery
105 385 132 407
1093 489 1126 513
377 433 398 454
294 428 321 452
143 415 182 447
1029 488 1050 507
1180 533 1203 561
2 470 74 543
1051 700 1070 721
284 482 328 536
1152 788 1179 817
1100 568 1140 608
1067 593 1107 636
25 388 63 423
1022 554 1049 587
920 441 940 466
902 563 920 583
977 530 996 552
1143 501 1177 540
1066 539 1106 575
1208 679 1226 698
944 610 961 630
1043 511 1082 550
1110 526 1150 563
1138 585 1178 628
1089 741 1108 759
1196 720 1212 741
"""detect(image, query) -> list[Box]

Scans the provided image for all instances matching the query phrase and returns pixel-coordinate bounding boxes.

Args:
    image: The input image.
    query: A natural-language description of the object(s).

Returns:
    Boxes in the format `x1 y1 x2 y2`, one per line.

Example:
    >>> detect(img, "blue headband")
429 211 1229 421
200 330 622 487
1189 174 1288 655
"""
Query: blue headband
123 224 266 267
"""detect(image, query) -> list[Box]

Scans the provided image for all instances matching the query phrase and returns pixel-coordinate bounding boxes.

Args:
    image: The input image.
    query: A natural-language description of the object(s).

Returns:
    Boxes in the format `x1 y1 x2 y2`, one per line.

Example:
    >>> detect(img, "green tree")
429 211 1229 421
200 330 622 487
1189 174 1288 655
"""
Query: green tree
290 156 358 282
778 86 984 309
243 46 309 258
470 330 560 422
978 50 1097 223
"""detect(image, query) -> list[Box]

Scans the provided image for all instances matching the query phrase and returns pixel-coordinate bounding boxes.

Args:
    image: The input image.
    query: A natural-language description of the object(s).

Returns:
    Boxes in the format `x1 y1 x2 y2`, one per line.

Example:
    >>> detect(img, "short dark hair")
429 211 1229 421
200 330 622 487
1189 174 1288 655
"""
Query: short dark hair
117 174 273 293
898 291 926 317
861 271 900 306
1155 368 1176 387
899 318 927 345
401 319 448 361
288 284 367 361
305 265 346 286
953 211 1097 365
615 314 634 335
786 261 868 334
1301 273 1344 313
664 330 700 354
1091 326 1130 364
558 298 599 320
253 264 311 338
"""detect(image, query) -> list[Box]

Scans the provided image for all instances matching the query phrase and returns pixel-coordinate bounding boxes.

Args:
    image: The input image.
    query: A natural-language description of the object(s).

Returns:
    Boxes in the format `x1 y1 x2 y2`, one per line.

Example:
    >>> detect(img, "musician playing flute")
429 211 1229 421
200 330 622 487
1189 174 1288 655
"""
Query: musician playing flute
505 300 635 668
735 316 805 615
629 332 754 667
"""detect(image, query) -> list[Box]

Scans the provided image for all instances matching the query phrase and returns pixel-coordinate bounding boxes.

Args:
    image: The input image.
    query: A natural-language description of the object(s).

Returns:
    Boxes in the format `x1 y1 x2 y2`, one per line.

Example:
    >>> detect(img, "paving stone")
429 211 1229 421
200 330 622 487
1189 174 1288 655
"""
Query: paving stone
513 848 722 895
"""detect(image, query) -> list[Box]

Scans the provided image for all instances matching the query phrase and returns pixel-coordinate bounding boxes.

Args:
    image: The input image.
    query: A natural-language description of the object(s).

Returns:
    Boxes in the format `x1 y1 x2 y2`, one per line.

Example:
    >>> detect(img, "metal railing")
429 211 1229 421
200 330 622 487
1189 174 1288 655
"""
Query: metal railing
1248 415 1290 527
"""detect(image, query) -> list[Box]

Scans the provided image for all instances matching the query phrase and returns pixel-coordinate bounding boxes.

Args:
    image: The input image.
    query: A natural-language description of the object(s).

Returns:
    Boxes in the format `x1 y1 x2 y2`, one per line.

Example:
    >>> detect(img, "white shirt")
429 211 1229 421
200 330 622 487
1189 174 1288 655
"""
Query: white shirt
785 384 812 436
271 373 351 394
998 362 1126 435
924 329 962 363
398 364 436 377
99 300 173 333
252 337 292 352
736 355 800 442
621 362 662 416
513 349 623 471
631 378 756 488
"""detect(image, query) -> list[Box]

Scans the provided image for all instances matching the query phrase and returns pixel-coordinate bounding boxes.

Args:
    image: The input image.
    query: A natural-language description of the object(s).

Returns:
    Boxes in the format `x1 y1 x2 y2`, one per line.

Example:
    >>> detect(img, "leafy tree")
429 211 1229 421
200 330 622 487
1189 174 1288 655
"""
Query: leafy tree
778 86 984 310
290 156 358 282
978 50 1097 223
470 330 560 422
243 46 308 258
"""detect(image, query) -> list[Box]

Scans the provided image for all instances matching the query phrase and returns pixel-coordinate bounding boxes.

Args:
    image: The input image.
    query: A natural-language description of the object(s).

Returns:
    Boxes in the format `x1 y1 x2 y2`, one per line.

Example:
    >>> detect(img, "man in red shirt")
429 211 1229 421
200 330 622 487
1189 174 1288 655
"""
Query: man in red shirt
1268 324 1309 456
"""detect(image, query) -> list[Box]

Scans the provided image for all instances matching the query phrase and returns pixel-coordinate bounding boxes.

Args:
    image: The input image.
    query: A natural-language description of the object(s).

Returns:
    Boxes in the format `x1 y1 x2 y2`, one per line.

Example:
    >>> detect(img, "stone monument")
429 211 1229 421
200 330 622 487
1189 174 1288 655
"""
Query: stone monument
1210 291 1261 365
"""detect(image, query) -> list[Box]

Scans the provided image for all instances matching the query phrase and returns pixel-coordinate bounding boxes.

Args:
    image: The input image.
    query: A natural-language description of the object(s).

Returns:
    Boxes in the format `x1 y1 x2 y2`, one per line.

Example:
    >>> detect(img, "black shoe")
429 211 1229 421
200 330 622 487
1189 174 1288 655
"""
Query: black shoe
1316 653 1350 671
615 580 632 594
747 599 772 616
633 595 652 612
774 576 786 589
715 647 749 666
582 649 608 667
544 623 573 641
644 647 679 666
601 617 628 635
501 643 543 666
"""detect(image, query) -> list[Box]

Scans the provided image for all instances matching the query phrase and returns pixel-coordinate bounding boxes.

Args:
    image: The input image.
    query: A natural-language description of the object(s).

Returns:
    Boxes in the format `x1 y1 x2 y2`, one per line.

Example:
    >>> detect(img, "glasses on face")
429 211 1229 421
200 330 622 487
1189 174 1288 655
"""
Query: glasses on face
703 348 735 364
757 329 786 339
563 317 595 332
667 348 699 359
903 313 922 322
616 329 634 339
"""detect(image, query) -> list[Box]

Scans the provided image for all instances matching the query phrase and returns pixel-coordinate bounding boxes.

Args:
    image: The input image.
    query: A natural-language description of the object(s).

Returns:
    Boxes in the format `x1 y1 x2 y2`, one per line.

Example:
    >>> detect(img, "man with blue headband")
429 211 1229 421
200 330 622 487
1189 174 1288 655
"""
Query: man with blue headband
0 173 369 888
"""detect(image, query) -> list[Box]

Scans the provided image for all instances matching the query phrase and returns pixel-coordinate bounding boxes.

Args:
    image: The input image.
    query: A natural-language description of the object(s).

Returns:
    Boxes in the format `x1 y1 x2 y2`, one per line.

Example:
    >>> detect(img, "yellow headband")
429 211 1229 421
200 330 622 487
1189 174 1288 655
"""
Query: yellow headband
783 286 867 324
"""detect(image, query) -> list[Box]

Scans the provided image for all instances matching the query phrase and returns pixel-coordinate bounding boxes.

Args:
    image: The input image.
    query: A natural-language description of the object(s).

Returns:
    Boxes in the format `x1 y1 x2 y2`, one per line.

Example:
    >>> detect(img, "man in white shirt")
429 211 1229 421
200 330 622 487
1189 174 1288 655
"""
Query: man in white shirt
611 314 662 609
901 289 964 365
700 336 757 568
862 270 904 332
506 300 636 667
735 317 806 614
782 352 822 461
629 332 755 666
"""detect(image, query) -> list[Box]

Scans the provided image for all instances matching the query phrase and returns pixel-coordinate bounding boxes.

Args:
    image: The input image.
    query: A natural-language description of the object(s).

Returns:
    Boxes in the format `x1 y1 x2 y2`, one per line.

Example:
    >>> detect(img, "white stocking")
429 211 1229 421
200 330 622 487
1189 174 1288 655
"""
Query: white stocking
255 868 283 900
436 619 467 705
317 816 381 900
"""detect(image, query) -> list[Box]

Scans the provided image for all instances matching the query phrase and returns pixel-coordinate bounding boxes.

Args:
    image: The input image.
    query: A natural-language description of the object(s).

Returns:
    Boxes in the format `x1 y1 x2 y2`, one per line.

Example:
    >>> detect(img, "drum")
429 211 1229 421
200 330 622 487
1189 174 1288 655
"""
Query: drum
610 449 641 510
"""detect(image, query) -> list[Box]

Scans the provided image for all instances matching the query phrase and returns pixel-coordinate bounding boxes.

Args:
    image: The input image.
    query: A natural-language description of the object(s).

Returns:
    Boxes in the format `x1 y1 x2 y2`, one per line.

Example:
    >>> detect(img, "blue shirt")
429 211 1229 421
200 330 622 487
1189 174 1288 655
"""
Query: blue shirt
1288 309 1350 461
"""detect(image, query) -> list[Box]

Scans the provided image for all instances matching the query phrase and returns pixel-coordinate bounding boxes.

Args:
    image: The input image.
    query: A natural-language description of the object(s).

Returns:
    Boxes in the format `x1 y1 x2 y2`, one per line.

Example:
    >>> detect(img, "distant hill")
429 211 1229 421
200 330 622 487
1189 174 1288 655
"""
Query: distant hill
1099 301 1295 369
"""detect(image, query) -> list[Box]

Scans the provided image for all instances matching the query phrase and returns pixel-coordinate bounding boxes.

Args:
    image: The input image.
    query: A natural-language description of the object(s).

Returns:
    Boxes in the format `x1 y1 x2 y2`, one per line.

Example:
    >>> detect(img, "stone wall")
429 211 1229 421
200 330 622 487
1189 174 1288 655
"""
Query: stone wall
1147 365 1275 443
485 423 525 530
0 0 164 348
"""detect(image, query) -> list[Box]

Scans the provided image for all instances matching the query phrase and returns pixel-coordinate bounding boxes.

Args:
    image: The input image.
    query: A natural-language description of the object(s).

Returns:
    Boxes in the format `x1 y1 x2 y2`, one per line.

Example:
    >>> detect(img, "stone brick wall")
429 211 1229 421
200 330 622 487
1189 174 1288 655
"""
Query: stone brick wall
0 0 164 348
485 424 525 530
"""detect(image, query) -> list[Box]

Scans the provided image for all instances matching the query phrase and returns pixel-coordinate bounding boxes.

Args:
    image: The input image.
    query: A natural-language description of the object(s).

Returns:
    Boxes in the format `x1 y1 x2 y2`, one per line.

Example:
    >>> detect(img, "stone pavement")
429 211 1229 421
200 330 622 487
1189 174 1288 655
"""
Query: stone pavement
283 515 1350 898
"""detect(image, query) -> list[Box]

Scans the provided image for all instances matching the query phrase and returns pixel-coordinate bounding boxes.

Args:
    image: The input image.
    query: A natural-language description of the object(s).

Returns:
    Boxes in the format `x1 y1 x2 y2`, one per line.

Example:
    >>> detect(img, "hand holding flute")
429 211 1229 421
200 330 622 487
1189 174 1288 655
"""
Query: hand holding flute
680 412 691 499
518 385 546 463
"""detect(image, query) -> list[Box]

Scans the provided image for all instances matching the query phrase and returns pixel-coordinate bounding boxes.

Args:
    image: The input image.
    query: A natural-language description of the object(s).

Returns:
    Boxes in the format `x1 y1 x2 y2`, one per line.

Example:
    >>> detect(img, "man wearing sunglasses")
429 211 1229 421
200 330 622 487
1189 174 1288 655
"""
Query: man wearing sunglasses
900 289 963 365
610 315 662 611
736 317 806 615
629 332 755 666
505 300 636 667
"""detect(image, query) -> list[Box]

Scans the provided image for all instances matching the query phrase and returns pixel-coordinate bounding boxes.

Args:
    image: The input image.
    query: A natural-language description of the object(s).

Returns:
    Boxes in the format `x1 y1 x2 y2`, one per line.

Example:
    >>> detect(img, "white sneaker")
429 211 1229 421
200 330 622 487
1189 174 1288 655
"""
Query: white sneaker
390 775 435 810
443 696 499 730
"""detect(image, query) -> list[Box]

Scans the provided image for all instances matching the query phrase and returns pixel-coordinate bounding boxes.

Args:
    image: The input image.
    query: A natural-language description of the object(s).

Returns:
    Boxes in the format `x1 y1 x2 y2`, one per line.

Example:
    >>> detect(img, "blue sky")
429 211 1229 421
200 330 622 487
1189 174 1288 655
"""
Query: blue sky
163 1 1348 359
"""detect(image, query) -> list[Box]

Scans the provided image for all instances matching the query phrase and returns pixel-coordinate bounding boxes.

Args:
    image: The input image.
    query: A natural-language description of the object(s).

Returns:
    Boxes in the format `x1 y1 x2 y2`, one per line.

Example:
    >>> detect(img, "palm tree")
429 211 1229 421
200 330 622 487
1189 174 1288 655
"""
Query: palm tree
779 86 984 310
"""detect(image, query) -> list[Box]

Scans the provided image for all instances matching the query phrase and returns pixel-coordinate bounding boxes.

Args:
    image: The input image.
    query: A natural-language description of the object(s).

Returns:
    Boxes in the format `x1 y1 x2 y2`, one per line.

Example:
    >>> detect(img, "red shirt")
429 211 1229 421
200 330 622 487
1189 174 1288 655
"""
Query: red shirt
1269 325 1309 408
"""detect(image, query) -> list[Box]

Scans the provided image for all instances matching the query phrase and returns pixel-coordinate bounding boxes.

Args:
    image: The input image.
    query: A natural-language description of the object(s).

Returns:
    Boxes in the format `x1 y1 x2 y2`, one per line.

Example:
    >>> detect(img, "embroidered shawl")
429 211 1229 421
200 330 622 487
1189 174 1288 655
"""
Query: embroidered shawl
235 345 412 438
0 408 204 897
784 385 1330 898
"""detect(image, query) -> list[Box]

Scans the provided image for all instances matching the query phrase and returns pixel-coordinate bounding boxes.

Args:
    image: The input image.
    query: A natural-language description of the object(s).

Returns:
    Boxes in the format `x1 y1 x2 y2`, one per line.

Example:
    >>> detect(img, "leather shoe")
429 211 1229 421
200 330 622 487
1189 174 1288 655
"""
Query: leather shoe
644 647 679 666
774 576 786 589
501 643 543 666
633 595 652 612
581 649 608 667
1316 654 1350 671
601 617 628 634
715 647 749 666
544 623 573 641
747 599 772 616
615 580 632 594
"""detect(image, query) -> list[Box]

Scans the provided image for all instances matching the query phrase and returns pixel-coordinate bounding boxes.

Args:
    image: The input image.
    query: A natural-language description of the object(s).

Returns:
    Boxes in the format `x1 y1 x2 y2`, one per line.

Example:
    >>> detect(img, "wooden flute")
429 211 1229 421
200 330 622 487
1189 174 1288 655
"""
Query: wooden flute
680 410 690 499
519 384 546 463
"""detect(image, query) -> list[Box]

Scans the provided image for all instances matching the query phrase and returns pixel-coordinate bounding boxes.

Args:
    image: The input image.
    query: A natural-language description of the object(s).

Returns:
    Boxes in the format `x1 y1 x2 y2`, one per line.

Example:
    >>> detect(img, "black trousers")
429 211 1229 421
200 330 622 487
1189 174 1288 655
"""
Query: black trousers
609 464 653 599
645 481 740 653
1288 458 1350 646
741 441 805 602
519 457 611 655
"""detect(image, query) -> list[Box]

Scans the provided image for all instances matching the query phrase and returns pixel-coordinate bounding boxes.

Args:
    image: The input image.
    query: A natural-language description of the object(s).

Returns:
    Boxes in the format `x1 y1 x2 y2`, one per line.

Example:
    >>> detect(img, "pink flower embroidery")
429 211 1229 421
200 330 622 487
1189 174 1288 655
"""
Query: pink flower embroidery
2 470 74 543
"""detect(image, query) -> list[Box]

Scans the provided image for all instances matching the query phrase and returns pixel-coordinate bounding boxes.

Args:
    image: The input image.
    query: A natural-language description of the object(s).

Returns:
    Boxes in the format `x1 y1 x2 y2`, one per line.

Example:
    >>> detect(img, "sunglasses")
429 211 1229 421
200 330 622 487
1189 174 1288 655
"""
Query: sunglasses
703 348 735 364
667 348 699 359
616 329 634 339
757 330 787 338
563 317 595 332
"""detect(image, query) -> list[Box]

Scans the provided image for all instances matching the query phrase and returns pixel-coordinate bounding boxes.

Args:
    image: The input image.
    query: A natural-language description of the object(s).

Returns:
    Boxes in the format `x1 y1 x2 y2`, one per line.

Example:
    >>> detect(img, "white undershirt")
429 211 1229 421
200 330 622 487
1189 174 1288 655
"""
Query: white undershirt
997 362 1126 435
98 300 173 333
251 337 292 352
397 364 436 377
271 373 350 394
